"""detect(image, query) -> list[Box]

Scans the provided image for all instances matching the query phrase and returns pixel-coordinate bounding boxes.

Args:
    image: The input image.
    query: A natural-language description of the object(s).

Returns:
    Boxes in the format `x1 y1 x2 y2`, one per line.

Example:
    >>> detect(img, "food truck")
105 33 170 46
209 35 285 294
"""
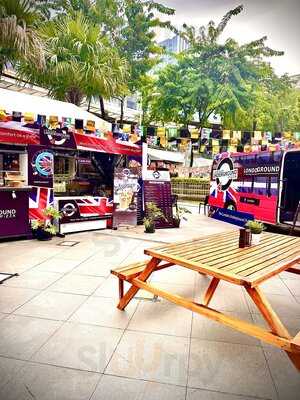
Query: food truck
0 88 142 238
208 149 300 229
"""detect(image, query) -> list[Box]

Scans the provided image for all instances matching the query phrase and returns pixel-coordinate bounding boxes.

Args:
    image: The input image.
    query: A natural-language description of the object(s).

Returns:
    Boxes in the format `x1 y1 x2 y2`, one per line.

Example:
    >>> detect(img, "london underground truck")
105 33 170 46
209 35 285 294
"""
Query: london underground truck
208 149 300 229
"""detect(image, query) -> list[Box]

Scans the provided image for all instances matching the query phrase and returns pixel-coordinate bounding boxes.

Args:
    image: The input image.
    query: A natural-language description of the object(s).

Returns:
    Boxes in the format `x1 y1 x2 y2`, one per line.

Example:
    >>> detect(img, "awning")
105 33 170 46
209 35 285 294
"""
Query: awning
0 121 39 145
74 133 142 156
147 147 185 163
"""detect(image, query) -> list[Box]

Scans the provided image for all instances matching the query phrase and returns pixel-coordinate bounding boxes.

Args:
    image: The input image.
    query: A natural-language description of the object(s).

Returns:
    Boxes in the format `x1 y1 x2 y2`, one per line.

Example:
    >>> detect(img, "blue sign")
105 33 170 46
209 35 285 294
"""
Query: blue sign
210 207 254 227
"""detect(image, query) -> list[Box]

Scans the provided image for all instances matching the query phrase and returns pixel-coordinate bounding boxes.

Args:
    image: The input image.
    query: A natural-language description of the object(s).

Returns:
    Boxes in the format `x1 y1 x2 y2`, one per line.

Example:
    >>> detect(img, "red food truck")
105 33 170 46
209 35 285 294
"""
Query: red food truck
208 149 300 229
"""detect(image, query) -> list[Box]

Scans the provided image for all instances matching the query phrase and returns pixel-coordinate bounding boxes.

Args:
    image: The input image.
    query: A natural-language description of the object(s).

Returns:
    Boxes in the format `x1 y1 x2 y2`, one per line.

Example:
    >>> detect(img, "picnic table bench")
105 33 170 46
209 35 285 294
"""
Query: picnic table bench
111 231 300 371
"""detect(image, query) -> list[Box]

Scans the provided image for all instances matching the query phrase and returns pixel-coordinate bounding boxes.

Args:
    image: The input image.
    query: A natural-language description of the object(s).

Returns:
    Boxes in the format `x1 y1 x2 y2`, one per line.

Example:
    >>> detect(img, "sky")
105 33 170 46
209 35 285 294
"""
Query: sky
157 0 300 76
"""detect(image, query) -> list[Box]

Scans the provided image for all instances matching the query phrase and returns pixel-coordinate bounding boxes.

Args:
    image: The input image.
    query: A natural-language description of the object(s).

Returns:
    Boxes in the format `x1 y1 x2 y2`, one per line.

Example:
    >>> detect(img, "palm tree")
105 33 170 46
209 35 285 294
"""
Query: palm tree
0 0 44 75
18 12 128 106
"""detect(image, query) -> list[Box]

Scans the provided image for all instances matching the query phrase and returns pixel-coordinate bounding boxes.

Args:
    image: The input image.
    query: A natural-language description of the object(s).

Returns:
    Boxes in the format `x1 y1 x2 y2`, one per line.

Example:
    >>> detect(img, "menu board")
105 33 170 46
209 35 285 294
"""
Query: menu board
113 168 139 228
143 170 174 228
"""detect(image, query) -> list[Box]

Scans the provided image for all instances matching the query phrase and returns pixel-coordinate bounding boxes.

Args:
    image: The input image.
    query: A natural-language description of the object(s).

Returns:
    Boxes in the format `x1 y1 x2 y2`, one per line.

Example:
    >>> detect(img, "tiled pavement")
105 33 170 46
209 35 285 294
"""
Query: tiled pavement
0 218 300 400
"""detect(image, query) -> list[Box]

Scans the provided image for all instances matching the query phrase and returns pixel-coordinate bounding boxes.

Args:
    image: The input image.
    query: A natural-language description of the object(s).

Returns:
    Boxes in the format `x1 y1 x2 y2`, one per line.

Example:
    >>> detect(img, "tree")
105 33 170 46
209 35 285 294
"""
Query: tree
114 0 176 124
0 0 45 75
151 60 195 127
180 4 283 133
18 12 128 106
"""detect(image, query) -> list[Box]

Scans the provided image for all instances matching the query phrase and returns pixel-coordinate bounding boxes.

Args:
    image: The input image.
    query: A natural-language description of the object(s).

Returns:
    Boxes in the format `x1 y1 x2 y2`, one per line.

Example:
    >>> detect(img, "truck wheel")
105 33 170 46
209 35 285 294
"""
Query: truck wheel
224 201 237 211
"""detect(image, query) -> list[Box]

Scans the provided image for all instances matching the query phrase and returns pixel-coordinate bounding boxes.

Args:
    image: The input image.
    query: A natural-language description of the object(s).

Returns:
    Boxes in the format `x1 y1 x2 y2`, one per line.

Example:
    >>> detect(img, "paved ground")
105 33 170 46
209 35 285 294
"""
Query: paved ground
0 214 299 400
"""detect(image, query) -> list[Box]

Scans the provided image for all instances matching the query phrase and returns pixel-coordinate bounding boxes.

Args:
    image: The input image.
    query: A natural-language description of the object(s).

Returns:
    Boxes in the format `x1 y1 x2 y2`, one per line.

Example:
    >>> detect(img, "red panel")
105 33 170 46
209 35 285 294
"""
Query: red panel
74 133 142 156
0 126 40 145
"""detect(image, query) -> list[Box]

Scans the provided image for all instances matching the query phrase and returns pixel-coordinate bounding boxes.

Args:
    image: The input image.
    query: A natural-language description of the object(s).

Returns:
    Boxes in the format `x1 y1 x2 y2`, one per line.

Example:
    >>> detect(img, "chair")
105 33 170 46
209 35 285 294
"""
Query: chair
199 195 209 215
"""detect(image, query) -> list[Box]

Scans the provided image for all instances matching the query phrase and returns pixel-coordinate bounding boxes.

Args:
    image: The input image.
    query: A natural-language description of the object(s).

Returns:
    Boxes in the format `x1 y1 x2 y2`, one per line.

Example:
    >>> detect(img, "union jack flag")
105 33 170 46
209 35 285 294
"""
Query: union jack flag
76 197 113 216
29 187 54 220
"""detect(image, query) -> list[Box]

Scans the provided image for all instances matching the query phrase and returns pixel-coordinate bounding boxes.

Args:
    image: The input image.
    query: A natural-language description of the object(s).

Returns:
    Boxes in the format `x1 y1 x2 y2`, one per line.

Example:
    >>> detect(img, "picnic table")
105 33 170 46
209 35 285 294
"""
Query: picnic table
111 231 300 371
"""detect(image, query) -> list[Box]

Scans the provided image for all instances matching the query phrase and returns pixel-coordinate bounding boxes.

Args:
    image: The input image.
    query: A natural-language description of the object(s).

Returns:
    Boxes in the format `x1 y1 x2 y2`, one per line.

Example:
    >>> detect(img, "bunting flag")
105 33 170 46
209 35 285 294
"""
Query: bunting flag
254 131 262 140
222 130 231 139
232 130 241 140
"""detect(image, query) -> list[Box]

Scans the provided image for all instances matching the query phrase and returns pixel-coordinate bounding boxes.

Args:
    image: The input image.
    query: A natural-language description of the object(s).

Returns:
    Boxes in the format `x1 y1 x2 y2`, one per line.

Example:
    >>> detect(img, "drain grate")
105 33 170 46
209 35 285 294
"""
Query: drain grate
57 241 80 247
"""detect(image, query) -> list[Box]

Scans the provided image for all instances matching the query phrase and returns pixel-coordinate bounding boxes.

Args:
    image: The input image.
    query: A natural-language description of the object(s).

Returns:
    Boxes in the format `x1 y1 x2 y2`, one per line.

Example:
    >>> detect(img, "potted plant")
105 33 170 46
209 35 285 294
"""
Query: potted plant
245 220 265 245
32 206 62 241
173 206 191 228
143 202 165 233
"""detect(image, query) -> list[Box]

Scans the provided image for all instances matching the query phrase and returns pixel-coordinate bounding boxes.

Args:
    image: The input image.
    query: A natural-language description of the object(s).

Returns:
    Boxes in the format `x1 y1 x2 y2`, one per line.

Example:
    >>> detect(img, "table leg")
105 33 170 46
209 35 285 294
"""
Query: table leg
202 278 220 306
246 286 300 371
117 257 161 311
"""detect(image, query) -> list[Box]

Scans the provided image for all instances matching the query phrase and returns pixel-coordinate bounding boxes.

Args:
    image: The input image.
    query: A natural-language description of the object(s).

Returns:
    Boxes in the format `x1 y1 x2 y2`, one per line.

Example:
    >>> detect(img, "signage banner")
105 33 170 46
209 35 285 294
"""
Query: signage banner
143 170 174 228
74 133 142 156
113 168 139 227
58 197 109 224
0 190 30 237
210 207 254 227
40 126 76 149
28 145 54 188
0 121 40 145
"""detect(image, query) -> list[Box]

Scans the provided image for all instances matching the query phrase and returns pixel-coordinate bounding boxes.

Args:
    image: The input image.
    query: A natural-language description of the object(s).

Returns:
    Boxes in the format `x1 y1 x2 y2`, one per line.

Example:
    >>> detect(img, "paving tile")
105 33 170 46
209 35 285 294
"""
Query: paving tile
70 296 138 329
0 362 100 400
246 292 300 318
151 265 196 285
0 315 61 360
0 356 26 389
195 280 250 314
0 312 8 320
279 270 300 281
71 259 115 277
259 276 292 296
186 388 263 400
35 258 81 274
192 312 260 346
58 249 97 262
0 255 50 273
188 339 276 399
33 322 123 372
128 300 192 337
263 347 300 400
91 375 186 400
282 279 300 297
3 271 61 290
47 274 104 295
106 331 189 386
93 275 131 299
15 291 86 321
149 282 195 300
0 286 40 313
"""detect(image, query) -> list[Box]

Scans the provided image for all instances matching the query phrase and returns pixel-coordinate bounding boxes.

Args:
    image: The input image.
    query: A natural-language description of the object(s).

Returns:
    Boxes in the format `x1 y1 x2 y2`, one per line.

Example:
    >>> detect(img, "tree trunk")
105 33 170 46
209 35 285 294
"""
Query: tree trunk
87 97 91 112
66 88 83 106
252 119 257 132
120 97 124 126
99 96 107 120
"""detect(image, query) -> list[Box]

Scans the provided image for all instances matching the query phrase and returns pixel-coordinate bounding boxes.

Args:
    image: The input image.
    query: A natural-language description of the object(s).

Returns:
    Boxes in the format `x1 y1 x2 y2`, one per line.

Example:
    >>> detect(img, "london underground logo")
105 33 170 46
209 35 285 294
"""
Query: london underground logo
213 158 238 191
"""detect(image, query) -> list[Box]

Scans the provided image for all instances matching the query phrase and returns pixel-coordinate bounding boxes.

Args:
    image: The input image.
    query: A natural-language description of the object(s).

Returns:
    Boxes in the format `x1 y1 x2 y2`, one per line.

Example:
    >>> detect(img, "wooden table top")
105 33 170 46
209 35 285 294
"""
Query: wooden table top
144 231 300 287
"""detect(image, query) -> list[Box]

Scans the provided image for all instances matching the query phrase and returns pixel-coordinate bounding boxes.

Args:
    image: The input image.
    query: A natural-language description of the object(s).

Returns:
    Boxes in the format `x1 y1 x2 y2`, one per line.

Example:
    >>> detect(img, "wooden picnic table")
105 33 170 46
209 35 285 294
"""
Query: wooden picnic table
111 231 300 371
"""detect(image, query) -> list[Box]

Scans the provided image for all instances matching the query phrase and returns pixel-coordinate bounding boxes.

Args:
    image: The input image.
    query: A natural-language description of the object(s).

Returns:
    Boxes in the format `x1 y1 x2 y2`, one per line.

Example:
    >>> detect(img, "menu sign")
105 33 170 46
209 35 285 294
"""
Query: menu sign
143 170 174 228
40 126 76 149
28 145 54 188
113 168 139 227
0 190 30 238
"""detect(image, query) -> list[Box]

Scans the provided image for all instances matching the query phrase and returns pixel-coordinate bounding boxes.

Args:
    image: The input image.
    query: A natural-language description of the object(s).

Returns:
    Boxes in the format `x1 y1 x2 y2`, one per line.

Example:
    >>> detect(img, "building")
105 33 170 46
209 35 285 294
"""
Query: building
159 34 189 54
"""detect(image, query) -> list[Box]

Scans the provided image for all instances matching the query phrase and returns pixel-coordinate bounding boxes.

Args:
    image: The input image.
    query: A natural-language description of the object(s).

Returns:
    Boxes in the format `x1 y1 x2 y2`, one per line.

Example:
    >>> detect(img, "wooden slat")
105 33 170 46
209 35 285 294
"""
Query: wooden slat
239 248 300 278
150 230 237 253
111 261 173 280
227 241 300 276
191 234 285 265
144 249 247 285
206 235 298 269
248 254 300 286
131 278 297 353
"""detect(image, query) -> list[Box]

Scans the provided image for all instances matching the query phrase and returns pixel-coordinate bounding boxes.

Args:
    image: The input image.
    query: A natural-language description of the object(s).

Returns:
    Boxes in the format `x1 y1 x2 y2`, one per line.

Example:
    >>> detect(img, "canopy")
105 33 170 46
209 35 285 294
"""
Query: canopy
0 88 111 131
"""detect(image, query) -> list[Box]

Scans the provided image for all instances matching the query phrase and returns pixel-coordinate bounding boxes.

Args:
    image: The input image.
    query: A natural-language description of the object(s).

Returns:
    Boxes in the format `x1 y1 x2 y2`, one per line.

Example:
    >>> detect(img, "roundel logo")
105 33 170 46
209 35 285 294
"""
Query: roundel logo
213 158 237 191
61 203 77 217
152 171 161 179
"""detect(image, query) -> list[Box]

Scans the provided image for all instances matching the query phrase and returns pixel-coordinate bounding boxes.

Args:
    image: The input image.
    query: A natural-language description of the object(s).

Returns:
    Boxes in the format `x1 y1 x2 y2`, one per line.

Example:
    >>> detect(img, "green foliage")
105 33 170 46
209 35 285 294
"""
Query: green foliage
174 206 191 221
143 201 165 225
18 11 128 105
245 220 265 234
31 206 61 236
0 0 45 73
